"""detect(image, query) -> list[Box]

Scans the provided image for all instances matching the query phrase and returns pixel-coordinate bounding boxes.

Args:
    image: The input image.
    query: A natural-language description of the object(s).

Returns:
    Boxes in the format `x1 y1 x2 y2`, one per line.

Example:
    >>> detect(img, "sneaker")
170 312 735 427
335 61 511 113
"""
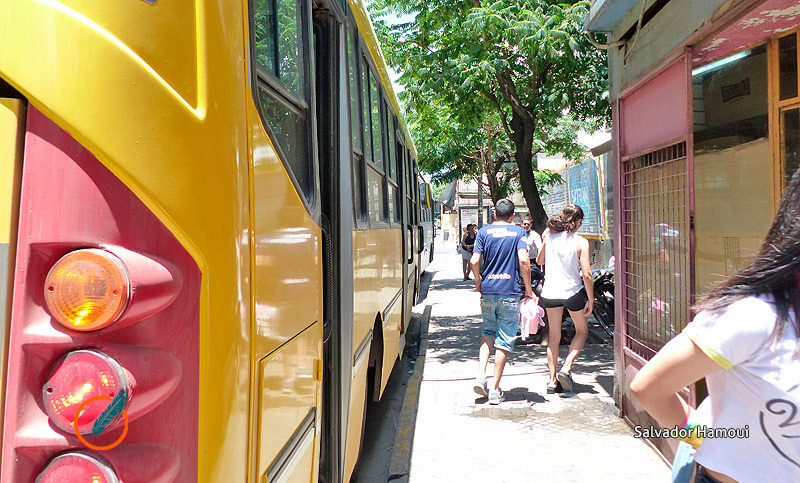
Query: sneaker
473 377 488 397
556 371 574 392
488 390 504 405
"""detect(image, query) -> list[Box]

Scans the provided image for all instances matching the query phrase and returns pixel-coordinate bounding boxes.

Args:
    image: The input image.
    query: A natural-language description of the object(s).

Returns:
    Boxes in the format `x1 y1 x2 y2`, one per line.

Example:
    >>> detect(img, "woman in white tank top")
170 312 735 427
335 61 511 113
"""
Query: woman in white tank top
536 205 594 393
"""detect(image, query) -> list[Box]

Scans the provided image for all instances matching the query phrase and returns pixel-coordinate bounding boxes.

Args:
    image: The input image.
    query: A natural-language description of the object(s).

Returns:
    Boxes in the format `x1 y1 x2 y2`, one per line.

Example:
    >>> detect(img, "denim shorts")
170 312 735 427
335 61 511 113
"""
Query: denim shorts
480 294 520 352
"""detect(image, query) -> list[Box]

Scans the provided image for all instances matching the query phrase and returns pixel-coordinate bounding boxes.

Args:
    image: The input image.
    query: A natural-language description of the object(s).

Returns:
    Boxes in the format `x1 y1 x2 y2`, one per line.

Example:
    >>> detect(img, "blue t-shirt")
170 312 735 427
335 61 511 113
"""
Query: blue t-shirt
473 223 528 295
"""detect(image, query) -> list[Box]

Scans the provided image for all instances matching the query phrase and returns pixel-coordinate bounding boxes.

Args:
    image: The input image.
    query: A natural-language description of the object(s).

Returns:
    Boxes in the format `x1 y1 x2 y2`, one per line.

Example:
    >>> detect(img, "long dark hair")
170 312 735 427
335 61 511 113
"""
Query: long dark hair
547 204 584 233
696 168 800 345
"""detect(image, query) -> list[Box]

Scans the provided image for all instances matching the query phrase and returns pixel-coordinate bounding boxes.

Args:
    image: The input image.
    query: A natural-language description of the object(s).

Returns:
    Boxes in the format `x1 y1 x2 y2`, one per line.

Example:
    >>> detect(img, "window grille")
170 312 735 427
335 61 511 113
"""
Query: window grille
622 141 690 360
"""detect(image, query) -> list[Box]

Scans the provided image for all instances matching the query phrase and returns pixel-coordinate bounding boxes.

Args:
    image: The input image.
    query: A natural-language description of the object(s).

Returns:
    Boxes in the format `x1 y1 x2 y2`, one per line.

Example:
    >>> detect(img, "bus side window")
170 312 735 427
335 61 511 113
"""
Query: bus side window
363 65 387 225
369 73 384 174
387 116 399 225
367 166 385 224
252 0 315 205
347 26 366 222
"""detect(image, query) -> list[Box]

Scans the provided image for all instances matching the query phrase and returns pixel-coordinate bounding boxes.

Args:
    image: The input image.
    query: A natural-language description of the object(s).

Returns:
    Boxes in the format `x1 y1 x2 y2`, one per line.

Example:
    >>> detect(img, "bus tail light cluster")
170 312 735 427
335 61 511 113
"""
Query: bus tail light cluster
1 106 200 482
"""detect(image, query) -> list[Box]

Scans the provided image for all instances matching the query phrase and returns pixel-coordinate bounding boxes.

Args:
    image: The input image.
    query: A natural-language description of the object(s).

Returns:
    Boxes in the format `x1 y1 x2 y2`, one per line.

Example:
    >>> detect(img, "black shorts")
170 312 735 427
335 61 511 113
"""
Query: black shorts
540 288 588 312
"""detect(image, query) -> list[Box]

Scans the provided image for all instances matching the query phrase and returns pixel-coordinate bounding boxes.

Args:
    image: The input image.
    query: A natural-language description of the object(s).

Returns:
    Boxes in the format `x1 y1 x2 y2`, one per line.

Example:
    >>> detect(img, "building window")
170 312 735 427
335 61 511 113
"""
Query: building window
692 45 771 297
779 33 798 101
622 142 690 360
776 33 800 185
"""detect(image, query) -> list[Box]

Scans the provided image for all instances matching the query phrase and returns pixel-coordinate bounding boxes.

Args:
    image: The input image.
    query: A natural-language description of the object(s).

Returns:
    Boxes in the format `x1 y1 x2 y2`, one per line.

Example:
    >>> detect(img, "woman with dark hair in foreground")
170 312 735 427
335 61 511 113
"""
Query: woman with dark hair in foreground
630 170 800 482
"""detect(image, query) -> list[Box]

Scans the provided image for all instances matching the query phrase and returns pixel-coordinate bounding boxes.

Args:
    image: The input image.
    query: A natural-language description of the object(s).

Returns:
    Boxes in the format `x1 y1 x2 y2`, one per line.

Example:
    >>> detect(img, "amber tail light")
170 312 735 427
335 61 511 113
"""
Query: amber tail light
44 246 182 332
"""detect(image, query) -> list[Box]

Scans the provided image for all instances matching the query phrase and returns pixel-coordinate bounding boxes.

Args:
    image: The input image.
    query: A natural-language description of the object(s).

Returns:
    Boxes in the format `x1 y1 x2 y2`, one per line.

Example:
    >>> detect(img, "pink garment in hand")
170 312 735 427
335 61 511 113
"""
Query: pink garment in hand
519 296 545 338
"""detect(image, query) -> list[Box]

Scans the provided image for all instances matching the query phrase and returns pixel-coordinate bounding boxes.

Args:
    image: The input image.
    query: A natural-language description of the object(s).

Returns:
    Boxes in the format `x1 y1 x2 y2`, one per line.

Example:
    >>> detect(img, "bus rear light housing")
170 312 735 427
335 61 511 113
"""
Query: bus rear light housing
2 105 201 482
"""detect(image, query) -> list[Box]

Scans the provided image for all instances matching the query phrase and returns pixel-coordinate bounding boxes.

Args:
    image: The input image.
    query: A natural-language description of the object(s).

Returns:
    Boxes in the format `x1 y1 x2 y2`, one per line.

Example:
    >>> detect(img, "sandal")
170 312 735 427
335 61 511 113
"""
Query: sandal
556 371 574 392
546 381 563 394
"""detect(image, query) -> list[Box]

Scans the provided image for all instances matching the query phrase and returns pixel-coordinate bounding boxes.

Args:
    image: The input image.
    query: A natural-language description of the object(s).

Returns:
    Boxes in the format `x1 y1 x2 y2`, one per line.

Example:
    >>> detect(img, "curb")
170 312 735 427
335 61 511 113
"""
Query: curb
387 304 432 482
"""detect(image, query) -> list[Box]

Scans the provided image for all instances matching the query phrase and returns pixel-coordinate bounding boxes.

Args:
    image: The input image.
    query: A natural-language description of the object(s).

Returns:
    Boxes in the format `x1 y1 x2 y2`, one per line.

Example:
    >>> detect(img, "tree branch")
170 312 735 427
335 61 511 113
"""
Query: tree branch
496 69 532 121
393 38 433 53
482 88 513 139
502 168 519 185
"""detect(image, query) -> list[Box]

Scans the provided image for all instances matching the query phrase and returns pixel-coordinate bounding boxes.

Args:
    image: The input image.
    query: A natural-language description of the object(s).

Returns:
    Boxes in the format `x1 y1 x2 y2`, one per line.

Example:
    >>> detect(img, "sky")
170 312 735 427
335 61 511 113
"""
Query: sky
379 11 414 93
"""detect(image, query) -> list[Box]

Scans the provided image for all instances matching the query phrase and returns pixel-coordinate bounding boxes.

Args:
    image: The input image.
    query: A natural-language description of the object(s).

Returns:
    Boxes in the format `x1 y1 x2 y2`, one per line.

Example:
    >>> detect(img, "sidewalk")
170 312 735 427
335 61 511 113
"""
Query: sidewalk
406 236 670 482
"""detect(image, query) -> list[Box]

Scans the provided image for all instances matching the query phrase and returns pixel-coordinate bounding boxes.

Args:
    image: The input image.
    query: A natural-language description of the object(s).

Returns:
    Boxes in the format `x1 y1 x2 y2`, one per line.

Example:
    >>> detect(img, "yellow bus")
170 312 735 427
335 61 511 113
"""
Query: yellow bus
0 0 427 481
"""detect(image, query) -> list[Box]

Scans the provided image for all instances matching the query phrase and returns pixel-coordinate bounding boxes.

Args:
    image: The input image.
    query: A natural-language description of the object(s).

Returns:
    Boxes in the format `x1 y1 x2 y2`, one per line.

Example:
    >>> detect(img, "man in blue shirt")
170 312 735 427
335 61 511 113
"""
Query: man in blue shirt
469 199 533 404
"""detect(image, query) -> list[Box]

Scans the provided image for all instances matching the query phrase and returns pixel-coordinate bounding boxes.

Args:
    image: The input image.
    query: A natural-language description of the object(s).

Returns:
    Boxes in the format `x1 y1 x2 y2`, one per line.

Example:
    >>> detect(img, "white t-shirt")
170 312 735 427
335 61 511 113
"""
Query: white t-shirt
540 231 583 299
683 295 800 482
525 230 542 261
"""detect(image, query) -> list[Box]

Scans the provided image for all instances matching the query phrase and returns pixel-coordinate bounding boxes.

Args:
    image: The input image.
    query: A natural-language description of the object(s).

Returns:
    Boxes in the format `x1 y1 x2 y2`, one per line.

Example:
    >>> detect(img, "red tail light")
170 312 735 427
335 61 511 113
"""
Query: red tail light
42 349 130 434
36 452 119 483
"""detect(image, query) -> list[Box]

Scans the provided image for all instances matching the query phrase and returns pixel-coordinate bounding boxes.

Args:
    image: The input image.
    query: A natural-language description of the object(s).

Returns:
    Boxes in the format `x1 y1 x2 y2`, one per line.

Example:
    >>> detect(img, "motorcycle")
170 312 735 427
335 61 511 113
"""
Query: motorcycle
592 268 615 337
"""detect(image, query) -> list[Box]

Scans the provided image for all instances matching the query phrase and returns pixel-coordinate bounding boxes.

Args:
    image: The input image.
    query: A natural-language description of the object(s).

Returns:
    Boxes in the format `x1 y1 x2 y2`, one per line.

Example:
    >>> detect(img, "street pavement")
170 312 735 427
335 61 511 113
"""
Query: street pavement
401 234 670 482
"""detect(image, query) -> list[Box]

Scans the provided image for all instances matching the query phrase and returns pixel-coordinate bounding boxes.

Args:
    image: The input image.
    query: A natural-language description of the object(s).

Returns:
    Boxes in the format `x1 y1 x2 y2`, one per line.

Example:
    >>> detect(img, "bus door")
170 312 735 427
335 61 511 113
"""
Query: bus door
398 136 414 350
405 150 419 303
314 4 351 482
413 166 425 276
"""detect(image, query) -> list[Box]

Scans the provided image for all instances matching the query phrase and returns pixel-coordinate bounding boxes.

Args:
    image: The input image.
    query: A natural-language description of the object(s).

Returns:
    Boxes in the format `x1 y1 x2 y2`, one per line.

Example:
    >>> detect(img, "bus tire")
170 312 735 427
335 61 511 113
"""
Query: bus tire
367 316 384 402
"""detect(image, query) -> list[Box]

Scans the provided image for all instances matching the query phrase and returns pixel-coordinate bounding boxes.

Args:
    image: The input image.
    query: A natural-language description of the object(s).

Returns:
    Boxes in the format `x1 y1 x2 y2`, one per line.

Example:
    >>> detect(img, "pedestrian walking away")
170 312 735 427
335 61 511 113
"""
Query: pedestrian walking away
536 204 593 394
522 214 544 289
630 168 800 483
470 199 533 405
460 223 476 280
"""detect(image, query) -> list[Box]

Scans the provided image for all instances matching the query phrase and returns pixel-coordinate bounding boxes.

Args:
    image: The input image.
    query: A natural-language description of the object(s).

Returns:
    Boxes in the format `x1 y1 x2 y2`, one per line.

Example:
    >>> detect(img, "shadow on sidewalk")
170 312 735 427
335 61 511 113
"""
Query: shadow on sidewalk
427 314 614 364
416 270 436 305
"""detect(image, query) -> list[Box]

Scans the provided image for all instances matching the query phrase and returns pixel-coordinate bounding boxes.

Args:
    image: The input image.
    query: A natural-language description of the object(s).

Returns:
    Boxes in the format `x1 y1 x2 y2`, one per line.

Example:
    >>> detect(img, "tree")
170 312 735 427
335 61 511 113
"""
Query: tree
373 0 609 230
409 95 518 205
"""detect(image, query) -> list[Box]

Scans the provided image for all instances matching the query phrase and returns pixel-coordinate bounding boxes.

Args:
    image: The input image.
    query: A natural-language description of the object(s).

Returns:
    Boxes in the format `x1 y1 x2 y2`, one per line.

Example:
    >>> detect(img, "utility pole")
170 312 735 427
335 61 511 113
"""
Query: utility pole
477 177 484 228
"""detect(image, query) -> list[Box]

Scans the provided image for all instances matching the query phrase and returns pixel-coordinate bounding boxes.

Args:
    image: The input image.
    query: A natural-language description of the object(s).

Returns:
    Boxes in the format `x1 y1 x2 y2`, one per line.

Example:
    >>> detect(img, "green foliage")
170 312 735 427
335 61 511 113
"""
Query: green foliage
534 169 563 196
430 180 448 200
407 93 516 202
372 0 609 225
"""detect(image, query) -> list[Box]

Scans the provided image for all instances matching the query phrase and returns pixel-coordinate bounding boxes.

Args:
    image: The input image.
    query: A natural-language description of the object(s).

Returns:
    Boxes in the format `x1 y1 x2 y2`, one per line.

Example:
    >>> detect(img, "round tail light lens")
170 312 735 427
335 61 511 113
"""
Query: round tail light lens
42 350 130 434
44 249 130 331
36 452 119 483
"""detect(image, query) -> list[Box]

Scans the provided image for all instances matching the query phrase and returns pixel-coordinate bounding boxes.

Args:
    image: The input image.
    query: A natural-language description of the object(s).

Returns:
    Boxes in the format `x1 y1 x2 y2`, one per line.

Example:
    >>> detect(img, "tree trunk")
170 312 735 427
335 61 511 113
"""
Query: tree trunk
511 117 548 232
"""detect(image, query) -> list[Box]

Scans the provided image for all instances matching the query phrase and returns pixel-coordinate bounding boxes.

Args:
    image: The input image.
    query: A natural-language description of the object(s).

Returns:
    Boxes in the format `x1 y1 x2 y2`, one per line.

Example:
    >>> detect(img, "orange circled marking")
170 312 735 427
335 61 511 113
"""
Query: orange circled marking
72 395 129 451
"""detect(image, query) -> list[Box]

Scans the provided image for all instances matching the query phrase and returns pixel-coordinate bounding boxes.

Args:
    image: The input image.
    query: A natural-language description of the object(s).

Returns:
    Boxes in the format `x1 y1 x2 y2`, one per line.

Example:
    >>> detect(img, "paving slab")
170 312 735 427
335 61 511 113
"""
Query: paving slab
403 236 670 482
